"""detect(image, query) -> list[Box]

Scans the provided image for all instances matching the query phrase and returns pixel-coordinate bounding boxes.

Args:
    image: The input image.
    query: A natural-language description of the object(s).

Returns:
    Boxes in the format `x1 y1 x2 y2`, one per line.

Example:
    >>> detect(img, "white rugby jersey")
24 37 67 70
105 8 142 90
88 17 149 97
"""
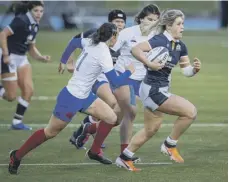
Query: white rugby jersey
67 38 113 98
113 25 156 81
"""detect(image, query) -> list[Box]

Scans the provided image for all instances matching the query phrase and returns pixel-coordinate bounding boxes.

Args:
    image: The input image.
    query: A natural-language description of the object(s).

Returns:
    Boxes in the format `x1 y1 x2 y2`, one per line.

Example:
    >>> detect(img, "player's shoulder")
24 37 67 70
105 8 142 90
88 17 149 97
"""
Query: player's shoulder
82 28 97 38
97 42 110 56
74 28 97 38
178 40 188 52
98 42 110 51
123 25 138 33
81 38 91 47
179 40 186 47
119 25 138 37
15 14 29 24
149 33 167 43
10 15 26 26
153 33 166 40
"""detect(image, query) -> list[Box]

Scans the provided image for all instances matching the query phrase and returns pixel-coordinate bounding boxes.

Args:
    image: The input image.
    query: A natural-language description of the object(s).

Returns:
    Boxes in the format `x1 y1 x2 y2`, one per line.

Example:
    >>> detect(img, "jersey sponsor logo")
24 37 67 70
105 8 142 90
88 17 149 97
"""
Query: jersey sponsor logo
176 44 181 51
34 26 38 33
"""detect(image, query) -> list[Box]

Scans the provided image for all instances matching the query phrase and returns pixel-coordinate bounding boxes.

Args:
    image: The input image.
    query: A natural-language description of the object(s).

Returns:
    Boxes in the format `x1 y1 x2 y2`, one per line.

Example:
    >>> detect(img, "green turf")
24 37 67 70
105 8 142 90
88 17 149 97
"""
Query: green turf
0 30 228 181
0 30 227 124
0 127 227 182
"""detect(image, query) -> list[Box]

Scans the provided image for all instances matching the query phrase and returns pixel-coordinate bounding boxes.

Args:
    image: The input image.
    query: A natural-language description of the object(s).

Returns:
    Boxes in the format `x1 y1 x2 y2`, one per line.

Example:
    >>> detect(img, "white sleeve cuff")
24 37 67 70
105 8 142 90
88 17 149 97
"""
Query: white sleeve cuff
6 26 14 34
181 65 195 77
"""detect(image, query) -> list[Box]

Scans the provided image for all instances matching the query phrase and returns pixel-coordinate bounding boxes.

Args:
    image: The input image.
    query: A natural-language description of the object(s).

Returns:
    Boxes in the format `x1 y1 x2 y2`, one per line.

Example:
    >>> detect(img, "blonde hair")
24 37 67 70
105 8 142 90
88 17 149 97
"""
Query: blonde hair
156 9 185 34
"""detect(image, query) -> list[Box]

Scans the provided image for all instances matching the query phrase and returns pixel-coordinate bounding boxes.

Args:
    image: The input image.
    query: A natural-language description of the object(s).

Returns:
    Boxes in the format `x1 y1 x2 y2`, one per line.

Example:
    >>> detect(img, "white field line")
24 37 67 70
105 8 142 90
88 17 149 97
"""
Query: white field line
0 123 227 129
0 162 172 166
0 96 57 101
0 96 227 128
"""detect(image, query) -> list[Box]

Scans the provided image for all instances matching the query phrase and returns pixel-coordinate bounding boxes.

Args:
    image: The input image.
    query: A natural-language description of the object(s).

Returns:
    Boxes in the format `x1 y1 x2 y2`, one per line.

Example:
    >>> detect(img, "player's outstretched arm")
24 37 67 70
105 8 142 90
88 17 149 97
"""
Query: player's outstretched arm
60 37 82 64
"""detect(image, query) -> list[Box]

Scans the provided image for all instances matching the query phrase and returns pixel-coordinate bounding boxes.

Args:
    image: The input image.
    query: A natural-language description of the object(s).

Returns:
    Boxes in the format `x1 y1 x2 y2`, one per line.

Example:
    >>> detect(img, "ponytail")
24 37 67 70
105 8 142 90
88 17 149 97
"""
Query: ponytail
14 1 29 16
91 30 101 45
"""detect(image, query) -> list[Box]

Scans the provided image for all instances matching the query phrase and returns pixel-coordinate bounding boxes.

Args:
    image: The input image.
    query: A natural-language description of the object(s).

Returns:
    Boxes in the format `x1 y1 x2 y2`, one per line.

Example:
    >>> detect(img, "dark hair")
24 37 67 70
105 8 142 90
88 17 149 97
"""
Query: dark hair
108 9 126 22
91 23 118 45
135 4 160 24
14 1 44 16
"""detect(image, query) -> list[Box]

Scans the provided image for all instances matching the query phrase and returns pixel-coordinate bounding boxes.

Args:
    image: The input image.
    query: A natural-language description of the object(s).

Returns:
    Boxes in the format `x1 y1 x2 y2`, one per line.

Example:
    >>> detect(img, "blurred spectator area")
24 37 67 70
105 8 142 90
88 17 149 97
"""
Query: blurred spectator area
0 1 227 31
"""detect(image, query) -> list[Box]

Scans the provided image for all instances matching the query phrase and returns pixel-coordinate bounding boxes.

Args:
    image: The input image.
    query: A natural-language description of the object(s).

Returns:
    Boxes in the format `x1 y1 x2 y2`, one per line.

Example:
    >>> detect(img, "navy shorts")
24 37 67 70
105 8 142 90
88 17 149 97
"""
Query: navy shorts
139 82 171 111
53 87 97 122
128 78 141 97
92 80 108 94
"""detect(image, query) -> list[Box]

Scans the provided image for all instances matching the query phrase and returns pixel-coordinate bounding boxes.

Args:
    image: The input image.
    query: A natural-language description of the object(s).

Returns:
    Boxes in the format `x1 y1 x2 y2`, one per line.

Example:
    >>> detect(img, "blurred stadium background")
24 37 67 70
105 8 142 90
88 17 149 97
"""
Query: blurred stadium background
0 1 228 182
0 1 228 30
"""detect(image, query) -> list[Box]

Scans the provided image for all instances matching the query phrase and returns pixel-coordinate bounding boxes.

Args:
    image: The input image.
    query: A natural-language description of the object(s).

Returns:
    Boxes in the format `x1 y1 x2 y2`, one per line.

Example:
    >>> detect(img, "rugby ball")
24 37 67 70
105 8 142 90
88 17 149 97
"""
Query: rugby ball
146 46 169 65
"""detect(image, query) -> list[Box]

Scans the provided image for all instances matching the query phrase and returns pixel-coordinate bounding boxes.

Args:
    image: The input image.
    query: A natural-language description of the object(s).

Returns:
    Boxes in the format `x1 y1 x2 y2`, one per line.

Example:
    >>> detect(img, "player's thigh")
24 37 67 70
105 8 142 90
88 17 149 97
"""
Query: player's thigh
17 64 33 93
1 53 18 97
1 79 17 96
114 85 136 111
157 95 197 118
113 85 131 106
85 97 117 124
96 82 117 108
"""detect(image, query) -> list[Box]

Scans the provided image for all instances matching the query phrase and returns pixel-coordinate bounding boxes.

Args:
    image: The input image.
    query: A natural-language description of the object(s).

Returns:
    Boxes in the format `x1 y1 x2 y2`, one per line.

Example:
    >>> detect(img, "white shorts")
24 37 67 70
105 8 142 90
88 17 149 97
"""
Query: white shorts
0 49 30 81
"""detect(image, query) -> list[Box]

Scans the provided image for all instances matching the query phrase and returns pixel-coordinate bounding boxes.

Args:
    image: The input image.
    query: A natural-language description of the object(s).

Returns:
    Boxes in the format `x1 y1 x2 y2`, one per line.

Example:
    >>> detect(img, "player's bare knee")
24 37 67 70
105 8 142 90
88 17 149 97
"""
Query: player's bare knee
186 105 197 120
144 119 162 138
6 93 17 102
108 99 117 109
22 87 34 100
129 106 137 121
44 128 59 139
145 128 157 138
114 104 121 117
106 112 117 125
145 124 161 138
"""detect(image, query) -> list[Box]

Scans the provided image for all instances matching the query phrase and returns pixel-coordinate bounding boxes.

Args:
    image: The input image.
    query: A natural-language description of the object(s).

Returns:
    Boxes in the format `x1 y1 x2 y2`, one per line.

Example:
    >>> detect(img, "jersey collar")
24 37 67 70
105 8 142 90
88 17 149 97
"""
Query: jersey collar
26 12 37 24
163 31 179 42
